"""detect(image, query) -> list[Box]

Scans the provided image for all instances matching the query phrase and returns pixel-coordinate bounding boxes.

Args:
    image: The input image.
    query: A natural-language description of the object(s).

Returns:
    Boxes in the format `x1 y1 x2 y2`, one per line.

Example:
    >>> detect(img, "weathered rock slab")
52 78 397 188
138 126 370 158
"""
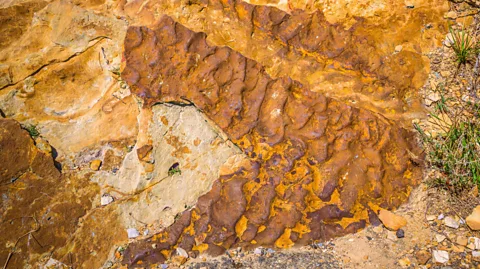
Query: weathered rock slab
120 15 424 267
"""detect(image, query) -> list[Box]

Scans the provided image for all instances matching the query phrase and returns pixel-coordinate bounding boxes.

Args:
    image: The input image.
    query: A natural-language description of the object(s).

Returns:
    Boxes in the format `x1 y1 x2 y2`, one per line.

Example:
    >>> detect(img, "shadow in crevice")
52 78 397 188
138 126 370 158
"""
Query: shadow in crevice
51 146 63 172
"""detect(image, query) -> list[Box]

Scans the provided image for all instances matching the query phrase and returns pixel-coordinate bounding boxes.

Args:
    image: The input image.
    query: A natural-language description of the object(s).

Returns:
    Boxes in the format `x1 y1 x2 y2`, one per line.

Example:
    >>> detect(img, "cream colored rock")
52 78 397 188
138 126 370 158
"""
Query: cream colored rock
444 216 459 229
436 234 446 243
432 250 449 264
90 104 242 234
0 1 138 168
379 209 407 231
466 206 480 230
469 237 480 249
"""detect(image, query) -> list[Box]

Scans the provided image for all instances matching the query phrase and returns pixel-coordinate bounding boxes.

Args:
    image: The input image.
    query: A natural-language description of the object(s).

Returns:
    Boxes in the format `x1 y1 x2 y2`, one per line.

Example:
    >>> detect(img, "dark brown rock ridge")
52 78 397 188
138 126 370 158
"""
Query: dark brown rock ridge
119 0 448 120
120 16 423 267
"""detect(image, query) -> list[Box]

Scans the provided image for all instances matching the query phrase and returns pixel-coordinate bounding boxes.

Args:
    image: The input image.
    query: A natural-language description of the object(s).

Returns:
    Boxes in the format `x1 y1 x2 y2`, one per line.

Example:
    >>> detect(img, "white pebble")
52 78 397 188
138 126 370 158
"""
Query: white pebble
127 228 140 238
432 250 449 264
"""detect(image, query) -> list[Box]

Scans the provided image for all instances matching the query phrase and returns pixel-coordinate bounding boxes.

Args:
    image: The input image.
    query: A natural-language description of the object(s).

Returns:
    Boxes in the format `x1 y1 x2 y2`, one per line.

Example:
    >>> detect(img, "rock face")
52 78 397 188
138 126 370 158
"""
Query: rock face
0 1 241 268
120 16 424 266
0 0 450 267
119 0 448 121
94 104 242 231
0 118 99 268
0 0 138 169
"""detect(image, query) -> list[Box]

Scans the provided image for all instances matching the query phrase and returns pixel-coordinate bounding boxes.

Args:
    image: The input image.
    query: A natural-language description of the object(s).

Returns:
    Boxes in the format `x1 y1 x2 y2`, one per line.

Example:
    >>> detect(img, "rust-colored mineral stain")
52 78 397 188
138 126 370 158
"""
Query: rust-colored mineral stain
121 15 423 267
120 0 447 121
0 118 105 268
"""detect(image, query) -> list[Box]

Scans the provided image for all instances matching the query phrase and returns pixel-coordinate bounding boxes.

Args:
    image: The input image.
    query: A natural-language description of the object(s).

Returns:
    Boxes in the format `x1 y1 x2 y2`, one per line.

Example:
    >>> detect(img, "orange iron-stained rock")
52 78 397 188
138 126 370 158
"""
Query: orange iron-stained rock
120 14 423 268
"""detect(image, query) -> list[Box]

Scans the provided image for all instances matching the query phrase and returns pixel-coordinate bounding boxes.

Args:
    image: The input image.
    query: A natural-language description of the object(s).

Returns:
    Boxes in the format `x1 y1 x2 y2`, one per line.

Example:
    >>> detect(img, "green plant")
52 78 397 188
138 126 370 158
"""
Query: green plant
109 67 128 89
168 162 181 176
434 90 451 114
447 26 477 65
23 124 40 138
415 95 480 191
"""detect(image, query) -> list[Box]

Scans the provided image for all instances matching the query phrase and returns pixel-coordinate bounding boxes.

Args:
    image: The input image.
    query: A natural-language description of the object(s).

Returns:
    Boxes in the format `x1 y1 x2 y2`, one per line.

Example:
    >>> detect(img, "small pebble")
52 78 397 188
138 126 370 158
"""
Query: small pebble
127 228 139 239
432 250 449 264
100 194 114 206
387 230 398 241
90 159 102 171
444 216 459 229
396 229 405 238
176 247 189 258
436 234 446 243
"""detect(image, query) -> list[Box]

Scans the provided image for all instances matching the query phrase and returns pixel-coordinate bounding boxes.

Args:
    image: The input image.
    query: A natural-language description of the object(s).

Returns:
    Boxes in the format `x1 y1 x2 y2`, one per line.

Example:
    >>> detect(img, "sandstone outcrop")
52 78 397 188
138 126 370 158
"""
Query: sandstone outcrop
0 117 101 268
0 0 452 267
119 0 448 121
120 16 423 267
0 1 241 267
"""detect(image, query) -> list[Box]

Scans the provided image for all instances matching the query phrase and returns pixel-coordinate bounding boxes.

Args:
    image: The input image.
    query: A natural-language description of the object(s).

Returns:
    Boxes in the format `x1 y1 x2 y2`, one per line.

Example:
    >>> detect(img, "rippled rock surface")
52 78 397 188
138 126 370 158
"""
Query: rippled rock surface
0 0 449 268
120 15 424 267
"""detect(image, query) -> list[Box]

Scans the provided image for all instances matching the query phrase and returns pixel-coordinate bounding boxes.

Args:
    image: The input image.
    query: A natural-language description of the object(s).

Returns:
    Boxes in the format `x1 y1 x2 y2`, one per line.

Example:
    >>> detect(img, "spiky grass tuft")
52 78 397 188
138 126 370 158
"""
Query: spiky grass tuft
415 91 480 191
447 26 477 65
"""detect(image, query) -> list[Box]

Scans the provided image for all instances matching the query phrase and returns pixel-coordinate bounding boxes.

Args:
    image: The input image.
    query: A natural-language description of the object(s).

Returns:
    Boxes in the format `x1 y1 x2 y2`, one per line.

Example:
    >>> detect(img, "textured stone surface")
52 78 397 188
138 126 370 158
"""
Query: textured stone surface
119 0 448 120
0 2 241 268
0 118 100 268
0 0 452 267
120 16 424 267
92 104 242 235
0 0 138 168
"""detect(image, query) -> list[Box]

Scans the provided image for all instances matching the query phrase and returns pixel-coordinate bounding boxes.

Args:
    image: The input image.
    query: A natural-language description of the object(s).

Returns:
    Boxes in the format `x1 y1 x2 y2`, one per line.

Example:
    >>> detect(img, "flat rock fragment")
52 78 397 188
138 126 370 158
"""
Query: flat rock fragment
467 206 480 230
378 209 408 231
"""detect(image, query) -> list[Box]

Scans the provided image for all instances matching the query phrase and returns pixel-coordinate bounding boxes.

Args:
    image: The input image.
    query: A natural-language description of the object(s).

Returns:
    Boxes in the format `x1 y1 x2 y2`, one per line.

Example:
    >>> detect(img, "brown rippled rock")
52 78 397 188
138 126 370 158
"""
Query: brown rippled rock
119 0 448 120
120 16 423 267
